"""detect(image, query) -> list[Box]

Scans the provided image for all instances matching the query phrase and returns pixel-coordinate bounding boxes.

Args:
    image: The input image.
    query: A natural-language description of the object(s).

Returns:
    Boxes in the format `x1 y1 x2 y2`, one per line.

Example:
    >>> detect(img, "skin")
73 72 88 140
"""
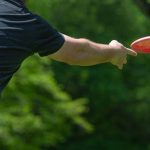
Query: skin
23 0 137 69
50 35 136 69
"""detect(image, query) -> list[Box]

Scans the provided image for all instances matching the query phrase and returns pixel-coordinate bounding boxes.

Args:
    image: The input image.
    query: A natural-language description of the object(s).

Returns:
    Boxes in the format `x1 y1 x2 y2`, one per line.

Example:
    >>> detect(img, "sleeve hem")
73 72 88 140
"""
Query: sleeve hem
38 34 65 57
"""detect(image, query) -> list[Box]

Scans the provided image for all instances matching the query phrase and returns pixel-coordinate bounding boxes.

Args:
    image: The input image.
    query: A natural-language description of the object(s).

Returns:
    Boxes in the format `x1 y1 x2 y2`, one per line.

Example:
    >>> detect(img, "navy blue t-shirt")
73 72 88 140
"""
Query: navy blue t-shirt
0 0 65 94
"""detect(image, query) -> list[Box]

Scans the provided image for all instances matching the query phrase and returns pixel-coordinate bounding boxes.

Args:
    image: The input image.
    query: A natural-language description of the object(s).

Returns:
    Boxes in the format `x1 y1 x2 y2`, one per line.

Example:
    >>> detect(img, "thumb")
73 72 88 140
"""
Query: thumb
125 48 137 56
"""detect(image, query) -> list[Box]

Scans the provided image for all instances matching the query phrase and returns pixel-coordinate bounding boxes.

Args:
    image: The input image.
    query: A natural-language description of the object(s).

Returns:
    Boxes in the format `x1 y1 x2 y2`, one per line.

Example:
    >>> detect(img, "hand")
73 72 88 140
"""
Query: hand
109 40 137 70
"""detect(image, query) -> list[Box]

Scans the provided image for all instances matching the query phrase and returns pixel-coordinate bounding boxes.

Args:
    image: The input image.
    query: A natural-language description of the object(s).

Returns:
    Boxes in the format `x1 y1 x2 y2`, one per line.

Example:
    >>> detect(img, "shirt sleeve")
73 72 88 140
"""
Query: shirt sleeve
33 15 65 57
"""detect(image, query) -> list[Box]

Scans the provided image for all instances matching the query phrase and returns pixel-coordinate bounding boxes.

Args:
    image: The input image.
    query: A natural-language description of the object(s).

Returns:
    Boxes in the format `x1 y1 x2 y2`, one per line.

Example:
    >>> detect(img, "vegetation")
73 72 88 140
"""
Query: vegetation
1 0 150 149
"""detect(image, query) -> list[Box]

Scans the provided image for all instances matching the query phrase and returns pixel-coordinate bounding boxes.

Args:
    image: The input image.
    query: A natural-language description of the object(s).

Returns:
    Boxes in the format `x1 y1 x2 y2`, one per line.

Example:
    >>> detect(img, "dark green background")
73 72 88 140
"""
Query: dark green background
1 0 150 149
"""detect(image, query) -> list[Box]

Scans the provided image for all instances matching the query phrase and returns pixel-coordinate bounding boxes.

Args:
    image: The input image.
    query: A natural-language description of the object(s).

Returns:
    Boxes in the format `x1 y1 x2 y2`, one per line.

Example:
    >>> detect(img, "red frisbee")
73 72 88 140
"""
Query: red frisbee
130 36 150 53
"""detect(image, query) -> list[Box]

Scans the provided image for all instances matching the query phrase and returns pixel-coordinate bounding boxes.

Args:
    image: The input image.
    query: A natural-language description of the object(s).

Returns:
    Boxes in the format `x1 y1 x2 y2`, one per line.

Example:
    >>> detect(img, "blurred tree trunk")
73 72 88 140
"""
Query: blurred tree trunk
134 0 150 17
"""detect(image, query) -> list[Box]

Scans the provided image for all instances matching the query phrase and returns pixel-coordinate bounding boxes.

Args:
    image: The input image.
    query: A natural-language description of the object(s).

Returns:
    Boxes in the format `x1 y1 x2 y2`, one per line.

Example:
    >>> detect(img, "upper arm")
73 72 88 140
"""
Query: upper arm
32 14 65 57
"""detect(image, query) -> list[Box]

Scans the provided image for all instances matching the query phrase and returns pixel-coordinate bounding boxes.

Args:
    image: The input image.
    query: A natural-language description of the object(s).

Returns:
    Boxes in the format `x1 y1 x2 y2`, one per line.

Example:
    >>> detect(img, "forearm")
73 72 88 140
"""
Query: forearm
50 35 114 66
74 39 114 66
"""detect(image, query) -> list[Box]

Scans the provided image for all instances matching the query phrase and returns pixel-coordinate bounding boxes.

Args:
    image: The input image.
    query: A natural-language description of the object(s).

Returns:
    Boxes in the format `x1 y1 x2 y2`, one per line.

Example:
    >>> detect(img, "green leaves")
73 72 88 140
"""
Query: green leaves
1 0 150 150
1 56 91 149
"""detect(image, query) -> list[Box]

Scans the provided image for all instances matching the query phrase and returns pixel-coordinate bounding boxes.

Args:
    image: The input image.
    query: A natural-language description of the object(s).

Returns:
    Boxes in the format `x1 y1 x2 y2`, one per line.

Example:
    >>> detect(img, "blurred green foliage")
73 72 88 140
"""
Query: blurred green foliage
1 0 150 149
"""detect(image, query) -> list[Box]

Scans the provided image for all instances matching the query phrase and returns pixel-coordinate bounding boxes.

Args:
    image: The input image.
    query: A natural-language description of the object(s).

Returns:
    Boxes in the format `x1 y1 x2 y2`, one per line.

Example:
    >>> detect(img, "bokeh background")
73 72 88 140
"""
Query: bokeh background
1 0 150 149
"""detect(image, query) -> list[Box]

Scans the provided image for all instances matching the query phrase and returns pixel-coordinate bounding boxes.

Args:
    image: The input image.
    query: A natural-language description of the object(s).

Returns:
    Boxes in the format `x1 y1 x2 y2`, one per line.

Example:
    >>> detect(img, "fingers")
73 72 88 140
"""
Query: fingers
124 47 137 56
118 64 123 70
116 56 127 70
118 58 126 70
112 62 124 70
123 58 127 64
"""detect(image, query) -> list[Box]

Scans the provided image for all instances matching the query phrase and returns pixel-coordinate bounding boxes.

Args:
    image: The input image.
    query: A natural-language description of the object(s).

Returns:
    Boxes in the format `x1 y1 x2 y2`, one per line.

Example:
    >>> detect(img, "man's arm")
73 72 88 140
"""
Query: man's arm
49 34 137 69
